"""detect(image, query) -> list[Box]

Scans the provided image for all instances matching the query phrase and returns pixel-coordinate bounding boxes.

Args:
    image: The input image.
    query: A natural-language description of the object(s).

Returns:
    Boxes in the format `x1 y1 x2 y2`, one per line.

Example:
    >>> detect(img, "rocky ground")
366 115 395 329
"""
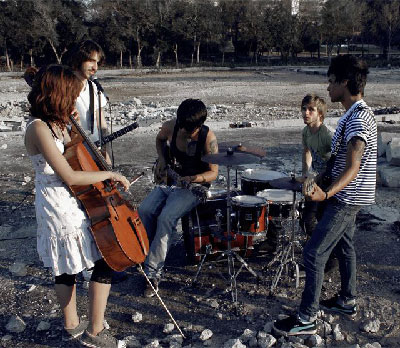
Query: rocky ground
0 67 400 348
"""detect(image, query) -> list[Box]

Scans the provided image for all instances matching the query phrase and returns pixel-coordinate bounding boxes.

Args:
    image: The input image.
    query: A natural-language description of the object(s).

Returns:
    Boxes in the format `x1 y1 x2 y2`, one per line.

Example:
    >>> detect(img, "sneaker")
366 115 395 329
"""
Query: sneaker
80 329 124 348
62 318 88 341
143 278 159 298
320 295 357 317
273 315 317 336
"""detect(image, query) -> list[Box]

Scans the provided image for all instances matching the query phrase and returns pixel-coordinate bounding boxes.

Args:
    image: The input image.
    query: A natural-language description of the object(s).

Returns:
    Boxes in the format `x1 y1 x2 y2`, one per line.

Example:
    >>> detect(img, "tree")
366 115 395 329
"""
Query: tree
364 0 400 61
89 0 128 67
269 1 301 61
321 0 363 57
0 0 17 71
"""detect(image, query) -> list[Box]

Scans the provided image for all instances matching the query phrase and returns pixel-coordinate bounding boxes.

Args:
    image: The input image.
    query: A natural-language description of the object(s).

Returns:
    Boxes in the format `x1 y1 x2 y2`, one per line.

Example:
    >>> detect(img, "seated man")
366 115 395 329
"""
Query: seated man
138 99 218 297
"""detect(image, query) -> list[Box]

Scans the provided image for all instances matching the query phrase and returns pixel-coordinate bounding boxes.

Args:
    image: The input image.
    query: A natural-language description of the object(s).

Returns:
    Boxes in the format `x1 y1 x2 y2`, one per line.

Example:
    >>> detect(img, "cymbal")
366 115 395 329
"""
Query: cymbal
203 151 260 166
269 176 303 192
218 142 266 158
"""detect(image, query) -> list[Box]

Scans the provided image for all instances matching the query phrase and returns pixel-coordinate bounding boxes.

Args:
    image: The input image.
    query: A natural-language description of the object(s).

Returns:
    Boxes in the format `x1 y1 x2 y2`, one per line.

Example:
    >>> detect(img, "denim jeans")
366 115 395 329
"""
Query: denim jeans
299 198 361 320
138 185 200 279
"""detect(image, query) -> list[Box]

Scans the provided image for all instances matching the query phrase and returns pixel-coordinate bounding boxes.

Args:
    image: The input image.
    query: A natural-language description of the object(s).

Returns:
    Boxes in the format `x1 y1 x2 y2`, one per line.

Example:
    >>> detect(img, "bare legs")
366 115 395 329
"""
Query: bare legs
55 284 79 329
55 281 111 335
88 281 111 335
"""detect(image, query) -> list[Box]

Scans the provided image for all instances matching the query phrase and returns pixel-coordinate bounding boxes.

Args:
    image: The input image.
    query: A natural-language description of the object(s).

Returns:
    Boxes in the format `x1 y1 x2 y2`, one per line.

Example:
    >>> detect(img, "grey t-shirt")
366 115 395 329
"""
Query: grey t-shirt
302 123 333 174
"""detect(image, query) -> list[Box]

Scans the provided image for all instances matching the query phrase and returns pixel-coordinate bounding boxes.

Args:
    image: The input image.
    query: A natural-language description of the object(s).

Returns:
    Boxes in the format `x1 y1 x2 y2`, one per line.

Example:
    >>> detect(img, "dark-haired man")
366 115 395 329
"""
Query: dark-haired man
138 99 218 297
67 40 111 163
273 55 377 336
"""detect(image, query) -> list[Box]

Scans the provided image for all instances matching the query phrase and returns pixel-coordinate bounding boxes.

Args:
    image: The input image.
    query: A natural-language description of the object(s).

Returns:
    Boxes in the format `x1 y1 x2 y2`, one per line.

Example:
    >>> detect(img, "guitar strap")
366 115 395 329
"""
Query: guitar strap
88 80 95 134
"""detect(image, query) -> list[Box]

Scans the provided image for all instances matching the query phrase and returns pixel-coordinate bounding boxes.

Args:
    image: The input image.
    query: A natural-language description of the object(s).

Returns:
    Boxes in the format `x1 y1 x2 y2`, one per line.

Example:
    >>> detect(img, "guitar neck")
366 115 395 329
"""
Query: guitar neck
69 116 111 171
95 122 139 147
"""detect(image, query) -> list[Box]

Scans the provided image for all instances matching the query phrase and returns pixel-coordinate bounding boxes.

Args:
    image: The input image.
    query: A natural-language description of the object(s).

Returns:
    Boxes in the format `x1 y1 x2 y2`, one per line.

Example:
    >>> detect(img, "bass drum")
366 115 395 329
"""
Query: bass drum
182 188 252 264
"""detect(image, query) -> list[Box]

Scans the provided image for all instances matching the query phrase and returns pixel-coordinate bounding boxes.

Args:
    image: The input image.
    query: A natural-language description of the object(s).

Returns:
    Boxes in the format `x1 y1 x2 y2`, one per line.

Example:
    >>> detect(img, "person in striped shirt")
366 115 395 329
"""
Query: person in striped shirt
274 55 377 336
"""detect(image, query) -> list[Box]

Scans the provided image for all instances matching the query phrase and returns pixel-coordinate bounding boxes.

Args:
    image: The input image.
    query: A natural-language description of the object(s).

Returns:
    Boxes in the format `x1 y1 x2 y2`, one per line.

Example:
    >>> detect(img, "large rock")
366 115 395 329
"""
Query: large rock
378 132 398 157
378 163 400 187
6 315 26 333
386 137 400 166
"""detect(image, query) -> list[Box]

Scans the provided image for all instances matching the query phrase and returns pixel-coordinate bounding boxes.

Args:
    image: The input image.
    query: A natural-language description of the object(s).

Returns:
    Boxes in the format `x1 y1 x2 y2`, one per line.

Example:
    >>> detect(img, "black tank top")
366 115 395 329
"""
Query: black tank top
170 123 211 186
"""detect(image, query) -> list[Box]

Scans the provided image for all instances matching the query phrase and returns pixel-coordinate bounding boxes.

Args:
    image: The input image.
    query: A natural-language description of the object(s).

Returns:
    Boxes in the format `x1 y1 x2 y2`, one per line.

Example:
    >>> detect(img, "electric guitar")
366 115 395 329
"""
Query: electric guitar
153 145 207 203
166 166 208 203
94 116 159 147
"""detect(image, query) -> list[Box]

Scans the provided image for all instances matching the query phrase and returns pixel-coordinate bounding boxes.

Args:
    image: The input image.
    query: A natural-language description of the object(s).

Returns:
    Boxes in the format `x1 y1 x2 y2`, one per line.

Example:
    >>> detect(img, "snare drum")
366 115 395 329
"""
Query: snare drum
231 195 268 236
257 189 302 220
241 169 286 195
182 189 252 263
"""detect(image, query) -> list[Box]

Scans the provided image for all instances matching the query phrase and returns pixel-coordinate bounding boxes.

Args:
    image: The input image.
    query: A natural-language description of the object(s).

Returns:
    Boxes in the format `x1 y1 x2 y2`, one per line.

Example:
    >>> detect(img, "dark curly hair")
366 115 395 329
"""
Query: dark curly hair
66 39 104 71
27 65 82 130
176 99 207 132
327 55 369 96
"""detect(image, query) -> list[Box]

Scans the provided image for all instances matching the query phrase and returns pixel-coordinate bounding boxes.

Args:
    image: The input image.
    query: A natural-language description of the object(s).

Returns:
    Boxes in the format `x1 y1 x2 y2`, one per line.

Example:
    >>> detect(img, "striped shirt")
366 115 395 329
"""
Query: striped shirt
331 100 377 205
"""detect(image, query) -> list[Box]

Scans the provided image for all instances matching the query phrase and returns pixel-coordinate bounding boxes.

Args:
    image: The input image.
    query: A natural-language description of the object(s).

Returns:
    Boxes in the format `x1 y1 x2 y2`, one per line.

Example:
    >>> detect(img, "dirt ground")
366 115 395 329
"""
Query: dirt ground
0 67 400 348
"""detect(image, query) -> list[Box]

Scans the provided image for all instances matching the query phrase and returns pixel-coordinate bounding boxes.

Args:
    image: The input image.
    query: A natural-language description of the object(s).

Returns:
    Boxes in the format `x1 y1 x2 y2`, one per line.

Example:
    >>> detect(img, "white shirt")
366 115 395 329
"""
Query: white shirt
75 80 107 142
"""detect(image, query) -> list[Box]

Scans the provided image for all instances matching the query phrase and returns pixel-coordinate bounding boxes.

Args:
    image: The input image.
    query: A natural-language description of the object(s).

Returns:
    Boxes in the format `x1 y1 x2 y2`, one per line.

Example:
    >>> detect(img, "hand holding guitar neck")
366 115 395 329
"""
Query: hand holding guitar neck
303 176 327 201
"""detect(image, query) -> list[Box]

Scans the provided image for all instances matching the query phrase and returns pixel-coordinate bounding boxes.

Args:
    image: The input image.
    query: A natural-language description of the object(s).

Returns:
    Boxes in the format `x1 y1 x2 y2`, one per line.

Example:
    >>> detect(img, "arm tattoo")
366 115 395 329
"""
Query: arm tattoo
208 139 218 154
350 137 366 162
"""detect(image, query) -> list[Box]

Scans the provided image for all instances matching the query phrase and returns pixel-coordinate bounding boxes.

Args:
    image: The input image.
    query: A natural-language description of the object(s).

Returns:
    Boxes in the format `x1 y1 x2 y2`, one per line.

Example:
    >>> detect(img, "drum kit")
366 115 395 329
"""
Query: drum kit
182 143 305 301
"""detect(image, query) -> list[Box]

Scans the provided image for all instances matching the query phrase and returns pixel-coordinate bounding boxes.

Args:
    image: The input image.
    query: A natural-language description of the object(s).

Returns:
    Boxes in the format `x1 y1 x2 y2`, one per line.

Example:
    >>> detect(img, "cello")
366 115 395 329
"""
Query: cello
64 115 149 271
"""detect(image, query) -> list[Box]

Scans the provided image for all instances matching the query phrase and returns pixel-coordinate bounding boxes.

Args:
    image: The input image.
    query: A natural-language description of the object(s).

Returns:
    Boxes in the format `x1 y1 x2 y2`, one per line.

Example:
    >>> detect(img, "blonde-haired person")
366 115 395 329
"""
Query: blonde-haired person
300 93 338 274
24 64 128 348
301 93 331 180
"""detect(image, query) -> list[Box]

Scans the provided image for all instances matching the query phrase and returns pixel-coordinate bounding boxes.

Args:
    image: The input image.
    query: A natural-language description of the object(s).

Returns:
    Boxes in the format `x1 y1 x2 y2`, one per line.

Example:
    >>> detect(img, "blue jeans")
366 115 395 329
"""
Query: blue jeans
299 198 361 320
138 185 200 279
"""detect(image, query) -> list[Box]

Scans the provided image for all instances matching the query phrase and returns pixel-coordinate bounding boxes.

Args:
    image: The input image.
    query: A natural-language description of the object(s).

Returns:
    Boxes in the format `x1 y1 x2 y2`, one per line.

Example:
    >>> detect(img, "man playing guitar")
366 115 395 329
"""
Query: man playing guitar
66 40 111 165
274 55 377 336
139 99 218 297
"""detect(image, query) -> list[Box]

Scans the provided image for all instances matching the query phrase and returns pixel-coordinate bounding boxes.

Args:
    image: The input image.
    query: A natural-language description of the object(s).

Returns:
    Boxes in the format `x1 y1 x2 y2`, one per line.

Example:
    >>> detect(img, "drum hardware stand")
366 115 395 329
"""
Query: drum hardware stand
192 244 213 285
268 173 301 295
220 164 262 303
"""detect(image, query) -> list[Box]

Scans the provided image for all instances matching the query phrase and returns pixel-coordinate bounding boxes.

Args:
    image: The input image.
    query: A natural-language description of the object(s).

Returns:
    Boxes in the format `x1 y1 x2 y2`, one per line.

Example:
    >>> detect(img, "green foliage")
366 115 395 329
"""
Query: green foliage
1 0 400 69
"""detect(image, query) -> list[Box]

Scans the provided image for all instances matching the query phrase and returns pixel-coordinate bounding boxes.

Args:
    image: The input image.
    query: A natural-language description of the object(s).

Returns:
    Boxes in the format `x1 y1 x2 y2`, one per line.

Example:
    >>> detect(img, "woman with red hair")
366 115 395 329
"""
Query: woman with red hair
24 65 128 348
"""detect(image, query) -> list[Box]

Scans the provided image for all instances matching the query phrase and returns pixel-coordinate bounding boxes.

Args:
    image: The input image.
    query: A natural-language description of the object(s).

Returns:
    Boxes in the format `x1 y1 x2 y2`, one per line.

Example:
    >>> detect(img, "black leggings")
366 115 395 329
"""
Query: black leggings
54 259 113 286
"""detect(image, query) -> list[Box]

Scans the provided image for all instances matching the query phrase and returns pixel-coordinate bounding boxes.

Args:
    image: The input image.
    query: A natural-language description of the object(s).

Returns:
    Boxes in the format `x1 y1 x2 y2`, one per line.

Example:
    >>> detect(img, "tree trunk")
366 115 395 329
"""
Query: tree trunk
136 27 143 68
5 45 11 72
174 43 179 68
120 50 123 68
129 53 133 69
196 42 200 64
191 52 194 67
156 51 161 69
137 46 143 68
222 50 225 65
317 39 321 59
47 39 62 64
29 49 34 66
20 55 23 71
387 25 392 63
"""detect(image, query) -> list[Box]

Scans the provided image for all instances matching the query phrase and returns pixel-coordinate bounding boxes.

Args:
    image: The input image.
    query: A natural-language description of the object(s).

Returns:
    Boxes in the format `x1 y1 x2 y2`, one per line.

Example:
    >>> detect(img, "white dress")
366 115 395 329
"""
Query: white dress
27 120 101 276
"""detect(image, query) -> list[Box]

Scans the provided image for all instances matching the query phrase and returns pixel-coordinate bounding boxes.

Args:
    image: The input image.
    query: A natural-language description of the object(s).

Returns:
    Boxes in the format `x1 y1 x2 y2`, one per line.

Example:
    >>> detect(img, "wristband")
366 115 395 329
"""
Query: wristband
324 191 329 200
